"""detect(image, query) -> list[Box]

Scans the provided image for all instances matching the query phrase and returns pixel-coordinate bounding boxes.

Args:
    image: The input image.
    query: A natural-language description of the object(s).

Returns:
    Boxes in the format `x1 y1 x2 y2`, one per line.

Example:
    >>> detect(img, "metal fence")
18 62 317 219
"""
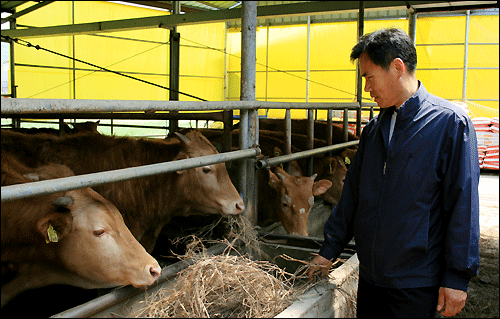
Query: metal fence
1 98 361 210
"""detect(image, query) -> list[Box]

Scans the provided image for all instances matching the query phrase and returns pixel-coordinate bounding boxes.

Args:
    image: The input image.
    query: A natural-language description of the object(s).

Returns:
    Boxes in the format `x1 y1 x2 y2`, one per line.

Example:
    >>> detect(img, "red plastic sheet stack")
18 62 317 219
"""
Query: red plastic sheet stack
483 145 499 170
474 117 499 170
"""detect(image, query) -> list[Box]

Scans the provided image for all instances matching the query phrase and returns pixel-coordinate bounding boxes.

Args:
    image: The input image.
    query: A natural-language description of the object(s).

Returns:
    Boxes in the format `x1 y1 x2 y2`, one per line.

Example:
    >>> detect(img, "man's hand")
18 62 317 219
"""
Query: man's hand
437 287 467 317
308 255 333 281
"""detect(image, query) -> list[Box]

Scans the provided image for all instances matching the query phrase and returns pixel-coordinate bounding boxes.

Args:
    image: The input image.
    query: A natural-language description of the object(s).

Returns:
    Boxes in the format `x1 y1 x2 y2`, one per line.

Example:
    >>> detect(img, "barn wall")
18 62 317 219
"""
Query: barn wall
12 1 226 102
227 12 499 120
8 3 498 120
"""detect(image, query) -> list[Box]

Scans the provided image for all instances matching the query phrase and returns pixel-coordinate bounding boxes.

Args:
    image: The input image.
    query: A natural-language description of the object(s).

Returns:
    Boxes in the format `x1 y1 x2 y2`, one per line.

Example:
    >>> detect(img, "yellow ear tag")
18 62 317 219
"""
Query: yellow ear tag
344 157 351 165
46 224 59 243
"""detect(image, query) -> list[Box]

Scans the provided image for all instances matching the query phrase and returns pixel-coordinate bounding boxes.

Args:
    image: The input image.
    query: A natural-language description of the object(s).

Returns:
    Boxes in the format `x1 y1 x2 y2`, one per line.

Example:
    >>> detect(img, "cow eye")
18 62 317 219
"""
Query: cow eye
93 229 105 237
202 166 211 174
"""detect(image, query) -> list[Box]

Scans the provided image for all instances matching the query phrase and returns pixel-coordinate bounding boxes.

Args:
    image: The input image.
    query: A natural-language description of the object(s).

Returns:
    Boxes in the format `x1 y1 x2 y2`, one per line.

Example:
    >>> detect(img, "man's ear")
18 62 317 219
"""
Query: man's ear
392 58 406 78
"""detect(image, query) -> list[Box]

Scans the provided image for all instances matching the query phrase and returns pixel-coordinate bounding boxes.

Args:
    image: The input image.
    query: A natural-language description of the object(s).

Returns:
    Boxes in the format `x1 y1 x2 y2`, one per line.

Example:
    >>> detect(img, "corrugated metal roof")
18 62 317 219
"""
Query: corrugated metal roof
1 1 497 25
1 1 29 13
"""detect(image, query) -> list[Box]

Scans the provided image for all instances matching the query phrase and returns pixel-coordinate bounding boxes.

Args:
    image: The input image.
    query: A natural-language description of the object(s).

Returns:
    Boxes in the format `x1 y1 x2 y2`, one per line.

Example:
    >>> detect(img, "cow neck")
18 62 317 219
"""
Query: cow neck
2 242 60 265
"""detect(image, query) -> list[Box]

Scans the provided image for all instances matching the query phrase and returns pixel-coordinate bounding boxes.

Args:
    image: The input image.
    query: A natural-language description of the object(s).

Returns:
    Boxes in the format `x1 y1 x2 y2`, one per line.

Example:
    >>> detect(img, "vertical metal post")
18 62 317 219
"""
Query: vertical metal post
343 108 349 142
223 22 232 152
326 111 333 145
306 15 310 103
8 13 19 128
408 7 417 43
462 10 470 101
59 118 65 137
9 16 16 99
169 1 180 133
239 1 258 227
305 15 314 176
306 109 314 176
224 21 228 102
72 1 76 100
355 1 364 137
284 109 291 172
265 20 270 103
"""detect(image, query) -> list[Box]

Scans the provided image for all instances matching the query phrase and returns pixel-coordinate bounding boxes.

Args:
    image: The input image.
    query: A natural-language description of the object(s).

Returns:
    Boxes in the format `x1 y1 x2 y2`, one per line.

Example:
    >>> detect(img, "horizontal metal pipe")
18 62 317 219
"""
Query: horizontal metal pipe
1 98 260 113
257 232 357 251
255 140 359 170
257 101 360 110
1 98 361 114
51 242 229 318
1 148 259 202
1 111 225 121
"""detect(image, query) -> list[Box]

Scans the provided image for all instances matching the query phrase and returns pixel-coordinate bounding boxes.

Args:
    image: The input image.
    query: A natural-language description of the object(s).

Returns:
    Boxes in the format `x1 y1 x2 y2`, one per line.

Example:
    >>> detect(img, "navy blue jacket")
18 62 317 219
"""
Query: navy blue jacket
319 82 480 292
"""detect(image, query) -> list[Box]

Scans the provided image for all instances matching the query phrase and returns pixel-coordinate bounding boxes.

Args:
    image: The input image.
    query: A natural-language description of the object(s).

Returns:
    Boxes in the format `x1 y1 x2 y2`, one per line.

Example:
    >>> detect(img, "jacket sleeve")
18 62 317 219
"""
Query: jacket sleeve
318 130 365 261
440 113 480 292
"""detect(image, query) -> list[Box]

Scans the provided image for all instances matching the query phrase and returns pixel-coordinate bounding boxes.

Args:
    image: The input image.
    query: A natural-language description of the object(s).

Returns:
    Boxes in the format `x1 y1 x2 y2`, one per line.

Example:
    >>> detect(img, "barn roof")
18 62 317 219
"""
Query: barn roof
2 1 498 38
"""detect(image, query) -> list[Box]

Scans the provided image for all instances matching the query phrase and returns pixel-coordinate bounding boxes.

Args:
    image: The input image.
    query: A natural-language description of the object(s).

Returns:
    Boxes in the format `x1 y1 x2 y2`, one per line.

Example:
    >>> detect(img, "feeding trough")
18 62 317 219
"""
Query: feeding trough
51 202 358 318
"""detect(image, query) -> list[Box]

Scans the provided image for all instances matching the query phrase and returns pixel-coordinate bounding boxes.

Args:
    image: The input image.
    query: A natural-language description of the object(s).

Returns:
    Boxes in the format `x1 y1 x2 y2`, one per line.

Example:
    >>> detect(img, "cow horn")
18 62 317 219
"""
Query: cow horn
174 132 192 145
310 174 317 181
52 196 74 208
276 172 286 181
23 173 40 182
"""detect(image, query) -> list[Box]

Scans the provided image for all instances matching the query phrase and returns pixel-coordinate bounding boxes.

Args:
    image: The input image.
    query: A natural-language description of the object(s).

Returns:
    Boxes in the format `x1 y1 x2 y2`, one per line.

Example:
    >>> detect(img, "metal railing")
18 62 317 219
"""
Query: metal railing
1 98 362 207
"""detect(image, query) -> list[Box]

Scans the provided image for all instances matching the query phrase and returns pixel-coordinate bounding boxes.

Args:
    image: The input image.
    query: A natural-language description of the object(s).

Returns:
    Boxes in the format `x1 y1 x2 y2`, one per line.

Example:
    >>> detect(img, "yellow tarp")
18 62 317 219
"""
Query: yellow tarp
227 13 498 120
14 1 225 102
12 2 499 120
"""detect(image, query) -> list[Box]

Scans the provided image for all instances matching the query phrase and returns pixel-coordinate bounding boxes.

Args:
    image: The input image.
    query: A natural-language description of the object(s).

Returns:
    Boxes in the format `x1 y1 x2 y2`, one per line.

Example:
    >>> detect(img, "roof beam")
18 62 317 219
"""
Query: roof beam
1 1 54 24
2 1 497 39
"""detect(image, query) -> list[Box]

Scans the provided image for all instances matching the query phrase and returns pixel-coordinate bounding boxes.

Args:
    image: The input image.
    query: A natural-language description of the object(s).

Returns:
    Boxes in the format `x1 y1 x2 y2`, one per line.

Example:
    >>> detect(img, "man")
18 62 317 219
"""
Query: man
308 28 480 317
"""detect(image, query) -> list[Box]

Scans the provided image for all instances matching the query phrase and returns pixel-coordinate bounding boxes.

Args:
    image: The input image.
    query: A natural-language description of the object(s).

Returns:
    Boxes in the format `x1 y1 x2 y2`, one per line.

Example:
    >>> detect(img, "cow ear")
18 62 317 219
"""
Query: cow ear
268 170 279 189
173 153 189 174
273 146 283 157
312 179 333 196
37 212 73 243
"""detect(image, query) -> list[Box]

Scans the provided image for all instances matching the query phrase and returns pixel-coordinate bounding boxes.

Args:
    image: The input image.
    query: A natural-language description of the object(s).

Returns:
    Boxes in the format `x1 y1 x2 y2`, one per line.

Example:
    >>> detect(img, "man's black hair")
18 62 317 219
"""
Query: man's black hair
350 28 417 72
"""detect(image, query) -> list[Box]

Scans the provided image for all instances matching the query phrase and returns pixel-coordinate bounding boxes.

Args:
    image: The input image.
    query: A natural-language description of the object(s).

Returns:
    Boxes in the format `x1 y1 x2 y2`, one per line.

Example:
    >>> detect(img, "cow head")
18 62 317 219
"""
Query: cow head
172 130 245 217
313 155 348 205
268 166 332 236
43 188 161 289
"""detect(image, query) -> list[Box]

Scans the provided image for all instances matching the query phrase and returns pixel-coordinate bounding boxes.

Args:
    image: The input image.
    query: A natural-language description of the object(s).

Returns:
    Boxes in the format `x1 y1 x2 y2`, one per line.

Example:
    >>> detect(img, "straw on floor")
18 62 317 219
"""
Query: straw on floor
132 216 318 318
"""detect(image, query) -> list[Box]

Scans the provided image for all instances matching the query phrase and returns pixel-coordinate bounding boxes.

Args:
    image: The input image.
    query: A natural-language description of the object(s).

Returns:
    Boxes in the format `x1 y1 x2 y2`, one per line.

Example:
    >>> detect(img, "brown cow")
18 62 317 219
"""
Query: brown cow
4 121 100 136
69 120 100 134
312 155 348 205
1 129 244 253
1 153 161 307
197 130 333 236
253 118 359 144
258 165 332 236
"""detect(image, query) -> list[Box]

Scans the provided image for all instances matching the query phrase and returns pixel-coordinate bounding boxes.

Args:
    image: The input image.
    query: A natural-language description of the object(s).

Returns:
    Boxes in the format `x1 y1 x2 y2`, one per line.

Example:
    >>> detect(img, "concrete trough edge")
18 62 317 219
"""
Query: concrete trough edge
275 253 359 318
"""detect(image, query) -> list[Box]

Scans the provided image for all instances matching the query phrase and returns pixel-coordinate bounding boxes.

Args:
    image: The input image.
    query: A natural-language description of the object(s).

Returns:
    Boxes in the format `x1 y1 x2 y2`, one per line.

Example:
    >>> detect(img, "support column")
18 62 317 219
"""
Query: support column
355 1 364 136
239 1 258 227
169 1 180 133
462 10 470 101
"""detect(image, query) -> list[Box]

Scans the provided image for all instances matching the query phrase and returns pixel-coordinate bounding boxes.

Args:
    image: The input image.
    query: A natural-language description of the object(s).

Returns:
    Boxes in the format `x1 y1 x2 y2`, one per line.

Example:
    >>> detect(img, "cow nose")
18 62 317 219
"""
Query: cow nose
235 201 245 213
149 265 161 281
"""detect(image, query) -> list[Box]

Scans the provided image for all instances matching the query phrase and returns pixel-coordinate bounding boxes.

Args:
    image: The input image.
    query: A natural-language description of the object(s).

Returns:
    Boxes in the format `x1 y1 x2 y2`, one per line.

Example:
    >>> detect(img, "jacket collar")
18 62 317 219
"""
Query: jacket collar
373 81 428 148
395 80 427 123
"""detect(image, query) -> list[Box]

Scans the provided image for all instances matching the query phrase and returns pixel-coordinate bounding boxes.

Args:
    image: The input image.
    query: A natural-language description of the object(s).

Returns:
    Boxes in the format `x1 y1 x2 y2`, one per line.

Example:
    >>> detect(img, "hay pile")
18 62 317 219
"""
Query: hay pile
133 216 316 318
